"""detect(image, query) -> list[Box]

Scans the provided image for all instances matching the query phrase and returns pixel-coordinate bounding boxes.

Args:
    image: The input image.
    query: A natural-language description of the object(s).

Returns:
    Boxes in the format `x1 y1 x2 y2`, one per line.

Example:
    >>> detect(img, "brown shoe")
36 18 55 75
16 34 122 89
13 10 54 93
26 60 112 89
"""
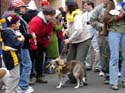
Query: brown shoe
36 77 48 83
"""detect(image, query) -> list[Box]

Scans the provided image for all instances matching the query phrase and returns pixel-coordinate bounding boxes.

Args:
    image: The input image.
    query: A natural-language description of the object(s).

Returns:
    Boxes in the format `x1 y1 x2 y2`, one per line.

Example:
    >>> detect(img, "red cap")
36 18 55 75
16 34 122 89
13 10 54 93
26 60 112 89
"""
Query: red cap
41 0 49 6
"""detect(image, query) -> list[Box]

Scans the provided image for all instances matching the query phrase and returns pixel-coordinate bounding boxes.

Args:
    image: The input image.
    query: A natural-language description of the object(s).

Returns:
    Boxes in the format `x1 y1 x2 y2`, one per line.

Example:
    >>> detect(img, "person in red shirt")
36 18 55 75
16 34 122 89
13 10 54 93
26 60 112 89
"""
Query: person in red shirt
29 6 55 84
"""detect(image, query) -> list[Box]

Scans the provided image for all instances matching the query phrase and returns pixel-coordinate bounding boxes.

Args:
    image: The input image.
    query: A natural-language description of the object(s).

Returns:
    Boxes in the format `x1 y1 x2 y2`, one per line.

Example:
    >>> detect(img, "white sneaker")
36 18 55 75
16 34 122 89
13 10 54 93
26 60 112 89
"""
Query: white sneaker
118 72 121 77
16 86 34 93
99 71 104 77
24 86 34 93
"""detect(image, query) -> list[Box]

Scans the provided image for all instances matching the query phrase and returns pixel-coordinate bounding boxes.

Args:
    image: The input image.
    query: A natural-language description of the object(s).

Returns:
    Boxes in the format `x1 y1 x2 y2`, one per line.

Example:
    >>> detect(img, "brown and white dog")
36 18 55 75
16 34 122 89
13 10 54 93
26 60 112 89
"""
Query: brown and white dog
47 57 87 88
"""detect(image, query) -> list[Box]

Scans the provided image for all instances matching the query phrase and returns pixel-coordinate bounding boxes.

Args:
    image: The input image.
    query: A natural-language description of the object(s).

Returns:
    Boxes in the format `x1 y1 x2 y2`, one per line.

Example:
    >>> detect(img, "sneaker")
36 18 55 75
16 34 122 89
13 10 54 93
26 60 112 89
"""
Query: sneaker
29 77 36 85
16 86 34 93
111 85 119 90
118 72 121 77
99 71 104 77
36 77 48 83
93 68 100 72
24 86 34 93
104 76 109 84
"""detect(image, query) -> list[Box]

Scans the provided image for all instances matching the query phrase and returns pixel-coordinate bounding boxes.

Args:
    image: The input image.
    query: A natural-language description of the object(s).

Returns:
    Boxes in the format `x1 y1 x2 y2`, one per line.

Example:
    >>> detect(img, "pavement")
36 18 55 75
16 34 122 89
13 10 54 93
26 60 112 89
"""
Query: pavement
32 71 125 93
0 71 125 93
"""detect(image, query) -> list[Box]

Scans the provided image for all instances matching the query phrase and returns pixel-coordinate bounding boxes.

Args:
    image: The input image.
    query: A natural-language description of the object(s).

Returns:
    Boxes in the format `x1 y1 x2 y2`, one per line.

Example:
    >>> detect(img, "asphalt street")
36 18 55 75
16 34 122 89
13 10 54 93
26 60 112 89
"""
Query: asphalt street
0 71 125 93
32 71 125 93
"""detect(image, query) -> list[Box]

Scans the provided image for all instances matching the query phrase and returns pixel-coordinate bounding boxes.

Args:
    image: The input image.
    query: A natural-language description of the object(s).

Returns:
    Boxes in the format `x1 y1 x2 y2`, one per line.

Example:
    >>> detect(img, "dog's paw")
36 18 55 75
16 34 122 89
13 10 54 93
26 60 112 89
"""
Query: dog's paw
56 85 61 88
74 86 79 89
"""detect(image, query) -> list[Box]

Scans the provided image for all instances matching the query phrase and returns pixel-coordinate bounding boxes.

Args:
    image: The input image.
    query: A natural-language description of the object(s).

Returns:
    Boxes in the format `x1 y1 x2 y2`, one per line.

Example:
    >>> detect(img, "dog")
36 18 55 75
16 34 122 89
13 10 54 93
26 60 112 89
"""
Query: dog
47 57 87 89
99 0 115 36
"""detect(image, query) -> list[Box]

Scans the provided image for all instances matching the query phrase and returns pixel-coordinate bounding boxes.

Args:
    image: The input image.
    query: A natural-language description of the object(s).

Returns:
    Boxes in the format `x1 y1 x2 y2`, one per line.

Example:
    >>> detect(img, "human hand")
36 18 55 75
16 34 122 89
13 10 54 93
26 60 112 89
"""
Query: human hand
17 35 25 41
31 33 36 39
64 39 70 45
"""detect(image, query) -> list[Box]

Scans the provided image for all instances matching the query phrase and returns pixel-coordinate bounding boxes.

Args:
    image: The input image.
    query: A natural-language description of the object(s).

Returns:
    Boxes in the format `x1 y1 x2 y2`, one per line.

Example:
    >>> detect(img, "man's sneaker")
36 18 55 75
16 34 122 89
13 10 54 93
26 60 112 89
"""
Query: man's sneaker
16 86 34 93
29 77 36 85
24 86 34 93
99 71 104 77
104 76 109 84
36 77 48 83
111 85 119 90
93 68 100 72
118 72 121 77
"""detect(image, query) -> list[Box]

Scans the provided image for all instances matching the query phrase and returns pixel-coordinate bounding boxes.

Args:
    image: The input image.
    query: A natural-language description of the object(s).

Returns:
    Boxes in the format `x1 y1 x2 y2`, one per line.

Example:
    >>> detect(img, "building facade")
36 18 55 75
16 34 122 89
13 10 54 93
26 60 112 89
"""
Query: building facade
0 0 103 18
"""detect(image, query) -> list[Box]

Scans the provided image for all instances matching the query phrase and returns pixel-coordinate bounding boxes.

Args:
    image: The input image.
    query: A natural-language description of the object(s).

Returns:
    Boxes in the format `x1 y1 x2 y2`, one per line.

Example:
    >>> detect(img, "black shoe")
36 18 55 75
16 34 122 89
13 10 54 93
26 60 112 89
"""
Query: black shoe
93 68 100 72
36 77 48 83
104 76 109 84
86 67 92 71
111 85 119 90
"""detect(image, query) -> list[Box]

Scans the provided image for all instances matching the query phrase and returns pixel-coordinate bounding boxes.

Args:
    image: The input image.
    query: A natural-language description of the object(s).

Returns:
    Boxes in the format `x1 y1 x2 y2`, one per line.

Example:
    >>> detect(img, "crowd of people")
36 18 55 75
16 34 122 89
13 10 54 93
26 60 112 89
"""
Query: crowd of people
0 0 125 92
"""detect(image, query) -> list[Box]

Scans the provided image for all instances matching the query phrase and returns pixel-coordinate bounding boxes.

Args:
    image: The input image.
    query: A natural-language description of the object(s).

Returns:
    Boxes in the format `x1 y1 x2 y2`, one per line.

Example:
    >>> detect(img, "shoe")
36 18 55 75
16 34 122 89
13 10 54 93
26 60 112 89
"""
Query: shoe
36 77 48 83
111 85 119 90
16 86 34 93
24 86 34 93
99 71 104 77
29 77 36 85
85 63 91 71
104 76 109 84
93 68 100 72
118 72 121 77
122 81 125 88
86 67 92 71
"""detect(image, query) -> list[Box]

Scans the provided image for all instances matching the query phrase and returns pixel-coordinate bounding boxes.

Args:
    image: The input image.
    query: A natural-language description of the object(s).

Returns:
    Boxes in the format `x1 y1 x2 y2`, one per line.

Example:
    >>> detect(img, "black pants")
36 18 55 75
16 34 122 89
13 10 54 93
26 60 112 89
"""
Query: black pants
30 44 46 78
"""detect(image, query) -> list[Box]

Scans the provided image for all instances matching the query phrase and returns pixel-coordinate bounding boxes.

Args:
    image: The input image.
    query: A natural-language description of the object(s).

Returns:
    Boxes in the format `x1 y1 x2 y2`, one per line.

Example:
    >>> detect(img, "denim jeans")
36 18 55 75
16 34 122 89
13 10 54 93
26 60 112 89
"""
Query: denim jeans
19 49 32 90
108 32 125 85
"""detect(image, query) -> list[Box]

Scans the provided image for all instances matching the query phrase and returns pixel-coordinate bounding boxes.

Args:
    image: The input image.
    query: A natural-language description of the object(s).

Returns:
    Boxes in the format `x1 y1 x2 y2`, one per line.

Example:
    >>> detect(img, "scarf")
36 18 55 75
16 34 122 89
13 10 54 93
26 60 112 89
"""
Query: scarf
66 9 82 23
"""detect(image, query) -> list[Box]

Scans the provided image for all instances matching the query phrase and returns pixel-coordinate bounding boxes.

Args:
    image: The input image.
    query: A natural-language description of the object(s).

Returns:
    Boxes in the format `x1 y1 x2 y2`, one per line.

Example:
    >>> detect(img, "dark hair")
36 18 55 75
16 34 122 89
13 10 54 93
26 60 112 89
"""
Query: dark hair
85 1 94 8
42 6 56 16
65 0 78 13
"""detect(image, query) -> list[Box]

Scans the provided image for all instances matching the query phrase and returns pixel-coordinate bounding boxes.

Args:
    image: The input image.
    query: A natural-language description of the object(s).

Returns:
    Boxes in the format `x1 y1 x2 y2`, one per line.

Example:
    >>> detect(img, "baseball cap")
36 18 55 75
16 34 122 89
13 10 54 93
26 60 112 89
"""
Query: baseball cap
5 14 20 27
41 0 50 6
12 0 28 8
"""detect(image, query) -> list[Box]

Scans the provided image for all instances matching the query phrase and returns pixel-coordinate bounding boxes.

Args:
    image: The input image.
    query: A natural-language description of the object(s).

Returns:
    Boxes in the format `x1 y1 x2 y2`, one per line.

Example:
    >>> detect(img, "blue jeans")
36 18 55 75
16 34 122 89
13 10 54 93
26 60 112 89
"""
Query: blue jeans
19 49 32 90
108 32 125 85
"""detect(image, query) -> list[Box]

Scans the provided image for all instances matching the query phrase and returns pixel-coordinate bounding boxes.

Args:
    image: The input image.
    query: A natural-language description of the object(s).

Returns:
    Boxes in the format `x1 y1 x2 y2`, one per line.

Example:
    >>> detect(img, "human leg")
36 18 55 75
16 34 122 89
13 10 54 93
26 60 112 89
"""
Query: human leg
108 32 120 89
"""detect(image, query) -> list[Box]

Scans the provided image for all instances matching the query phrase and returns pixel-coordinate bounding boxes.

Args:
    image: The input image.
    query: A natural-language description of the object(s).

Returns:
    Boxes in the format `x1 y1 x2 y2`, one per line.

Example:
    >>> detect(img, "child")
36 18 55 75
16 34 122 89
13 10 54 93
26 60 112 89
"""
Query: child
1 14 24 93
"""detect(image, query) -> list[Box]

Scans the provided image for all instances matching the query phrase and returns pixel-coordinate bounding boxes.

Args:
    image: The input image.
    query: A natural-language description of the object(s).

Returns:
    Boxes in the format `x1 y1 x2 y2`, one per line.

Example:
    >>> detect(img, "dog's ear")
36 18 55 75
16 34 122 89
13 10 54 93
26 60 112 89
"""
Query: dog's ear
55 56 61 61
